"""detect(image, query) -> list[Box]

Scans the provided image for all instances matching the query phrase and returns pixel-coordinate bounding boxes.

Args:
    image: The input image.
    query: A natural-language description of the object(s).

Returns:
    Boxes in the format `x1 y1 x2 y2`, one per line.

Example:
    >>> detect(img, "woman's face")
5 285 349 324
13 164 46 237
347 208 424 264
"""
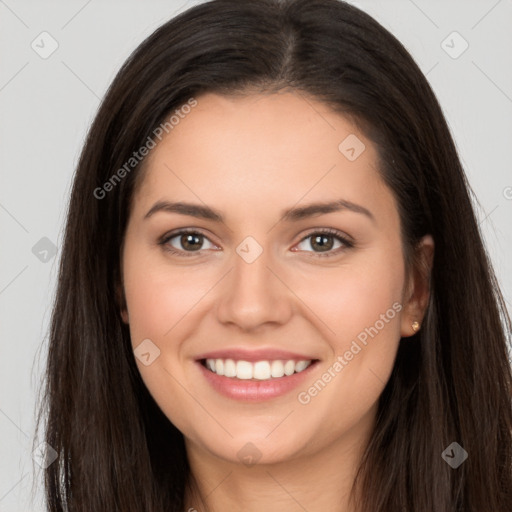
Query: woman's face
120 91 431 466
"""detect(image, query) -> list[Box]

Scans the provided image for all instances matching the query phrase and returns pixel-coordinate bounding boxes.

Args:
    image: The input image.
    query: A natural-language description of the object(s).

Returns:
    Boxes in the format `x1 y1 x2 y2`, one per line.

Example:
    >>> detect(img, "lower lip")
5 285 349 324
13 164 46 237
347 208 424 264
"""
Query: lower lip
196 360 319 402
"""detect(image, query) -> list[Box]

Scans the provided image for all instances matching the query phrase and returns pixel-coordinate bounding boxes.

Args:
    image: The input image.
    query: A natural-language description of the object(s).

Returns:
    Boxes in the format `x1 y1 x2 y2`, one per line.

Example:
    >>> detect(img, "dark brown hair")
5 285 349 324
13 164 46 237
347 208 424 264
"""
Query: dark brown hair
34 0 512 510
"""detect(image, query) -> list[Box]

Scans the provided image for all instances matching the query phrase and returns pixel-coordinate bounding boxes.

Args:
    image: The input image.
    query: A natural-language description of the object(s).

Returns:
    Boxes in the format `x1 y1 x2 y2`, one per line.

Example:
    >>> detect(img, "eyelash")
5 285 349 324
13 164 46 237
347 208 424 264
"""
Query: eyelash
158 228 354 258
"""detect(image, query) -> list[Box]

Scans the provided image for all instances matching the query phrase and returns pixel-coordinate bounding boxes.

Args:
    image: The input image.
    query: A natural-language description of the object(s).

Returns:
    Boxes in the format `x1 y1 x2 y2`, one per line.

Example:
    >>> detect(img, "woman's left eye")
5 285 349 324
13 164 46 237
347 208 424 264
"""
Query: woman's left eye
159 228 353 258
294 229 354 257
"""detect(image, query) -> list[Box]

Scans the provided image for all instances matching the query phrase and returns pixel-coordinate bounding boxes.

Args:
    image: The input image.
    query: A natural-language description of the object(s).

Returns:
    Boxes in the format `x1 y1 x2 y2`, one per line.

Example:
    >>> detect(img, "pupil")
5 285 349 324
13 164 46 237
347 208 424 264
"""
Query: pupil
182 233 202 251
313 235 333 252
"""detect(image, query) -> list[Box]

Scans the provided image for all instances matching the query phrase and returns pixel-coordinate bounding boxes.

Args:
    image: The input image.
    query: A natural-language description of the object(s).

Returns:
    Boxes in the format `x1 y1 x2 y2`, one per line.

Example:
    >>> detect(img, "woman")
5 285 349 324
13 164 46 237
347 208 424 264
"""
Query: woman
35 0 512 510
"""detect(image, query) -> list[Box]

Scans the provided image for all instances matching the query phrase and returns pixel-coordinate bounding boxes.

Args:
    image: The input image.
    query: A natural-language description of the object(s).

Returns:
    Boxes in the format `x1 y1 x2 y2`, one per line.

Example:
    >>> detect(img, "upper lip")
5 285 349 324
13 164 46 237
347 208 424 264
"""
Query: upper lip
195 348 319 362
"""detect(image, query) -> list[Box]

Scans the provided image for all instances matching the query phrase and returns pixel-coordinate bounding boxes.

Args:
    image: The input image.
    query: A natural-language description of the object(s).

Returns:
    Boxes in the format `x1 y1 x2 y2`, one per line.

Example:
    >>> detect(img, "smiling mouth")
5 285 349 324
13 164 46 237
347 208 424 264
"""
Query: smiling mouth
200 358 319 381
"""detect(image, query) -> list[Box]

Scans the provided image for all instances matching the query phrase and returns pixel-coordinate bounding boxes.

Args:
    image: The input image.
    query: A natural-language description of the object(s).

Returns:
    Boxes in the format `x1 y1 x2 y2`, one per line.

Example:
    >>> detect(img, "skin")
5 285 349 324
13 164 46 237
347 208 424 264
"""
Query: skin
119 90 434 512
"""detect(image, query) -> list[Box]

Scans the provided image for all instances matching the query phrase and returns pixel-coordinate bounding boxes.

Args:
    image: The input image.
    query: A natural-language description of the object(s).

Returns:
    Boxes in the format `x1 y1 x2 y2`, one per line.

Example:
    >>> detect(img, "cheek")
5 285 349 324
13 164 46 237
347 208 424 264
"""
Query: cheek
122 251 203 432
294 260 404 445
331 251 404 383
123 253 205 344
290 246 405 348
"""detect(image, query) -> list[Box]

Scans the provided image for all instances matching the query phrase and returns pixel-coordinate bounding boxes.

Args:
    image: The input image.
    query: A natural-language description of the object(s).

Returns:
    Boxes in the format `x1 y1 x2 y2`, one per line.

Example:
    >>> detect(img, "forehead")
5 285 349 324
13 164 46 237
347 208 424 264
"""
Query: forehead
134 91 395 225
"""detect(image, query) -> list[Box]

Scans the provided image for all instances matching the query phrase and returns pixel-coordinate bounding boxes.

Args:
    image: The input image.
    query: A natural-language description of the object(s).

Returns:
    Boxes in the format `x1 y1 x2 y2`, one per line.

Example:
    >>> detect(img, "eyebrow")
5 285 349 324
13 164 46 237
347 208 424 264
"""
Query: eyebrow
144 199 375 223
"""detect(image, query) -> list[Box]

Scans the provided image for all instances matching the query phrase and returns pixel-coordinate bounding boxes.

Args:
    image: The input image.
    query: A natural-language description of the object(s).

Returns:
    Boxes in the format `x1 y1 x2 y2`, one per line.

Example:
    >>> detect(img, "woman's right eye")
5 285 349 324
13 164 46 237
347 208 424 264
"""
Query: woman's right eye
159 230 217 257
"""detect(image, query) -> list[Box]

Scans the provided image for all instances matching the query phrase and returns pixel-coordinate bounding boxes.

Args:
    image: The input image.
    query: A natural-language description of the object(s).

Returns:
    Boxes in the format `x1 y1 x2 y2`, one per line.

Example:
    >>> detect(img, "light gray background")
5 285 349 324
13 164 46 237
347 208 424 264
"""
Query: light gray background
1 0 511 510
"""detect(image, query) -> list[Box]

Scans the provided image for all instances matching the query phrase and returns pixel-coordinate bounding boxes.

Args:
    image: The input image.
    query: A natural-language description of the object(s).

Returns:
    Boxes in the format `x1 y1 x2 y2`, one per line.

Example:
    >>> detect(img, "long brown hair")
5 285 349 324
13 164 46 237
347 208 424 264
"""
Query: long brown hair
34 0 512 510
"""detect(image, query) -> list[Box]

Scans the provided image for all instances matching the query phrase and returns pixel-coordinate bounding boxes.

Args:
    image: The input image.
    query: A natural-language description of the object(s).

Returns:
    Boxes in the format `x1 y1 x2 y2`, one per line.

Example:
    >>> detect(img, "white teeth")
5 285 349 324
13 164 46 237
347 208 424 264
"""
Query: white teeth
253 361 271 380
215 358 224 376
224 359 237 377
294 360 309 372
270 360 285 378
236 360 253 380
284 360 295 376
204 358 313 380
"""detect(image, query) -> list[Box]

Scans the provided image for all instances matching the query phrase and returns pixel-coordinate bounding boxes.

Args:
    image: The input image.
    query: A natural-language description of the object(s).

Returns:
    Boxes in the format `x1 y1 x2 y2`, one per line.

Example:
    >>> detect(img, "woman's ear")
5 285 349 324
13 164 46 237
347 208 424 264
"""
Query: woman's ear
400 234 435 337
116 282 129 324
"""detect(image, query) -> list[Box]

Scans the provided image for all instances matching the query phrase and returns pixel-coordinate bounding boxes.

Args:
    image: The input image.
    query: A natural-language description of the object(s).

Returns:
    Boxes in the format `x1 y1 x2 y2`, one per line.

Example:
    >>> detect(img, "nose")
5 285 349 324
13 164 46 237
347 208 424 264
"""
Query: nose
215 243 293 332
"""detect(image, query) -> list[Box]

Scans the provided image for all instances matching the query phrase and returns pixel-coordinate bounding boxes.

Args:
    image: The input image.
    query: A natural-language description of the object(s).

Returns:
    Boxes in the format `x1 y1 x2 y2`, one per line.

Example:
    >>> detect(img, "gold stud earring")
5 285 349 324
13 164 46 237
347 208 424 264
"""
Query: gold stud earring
412 321 420 333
